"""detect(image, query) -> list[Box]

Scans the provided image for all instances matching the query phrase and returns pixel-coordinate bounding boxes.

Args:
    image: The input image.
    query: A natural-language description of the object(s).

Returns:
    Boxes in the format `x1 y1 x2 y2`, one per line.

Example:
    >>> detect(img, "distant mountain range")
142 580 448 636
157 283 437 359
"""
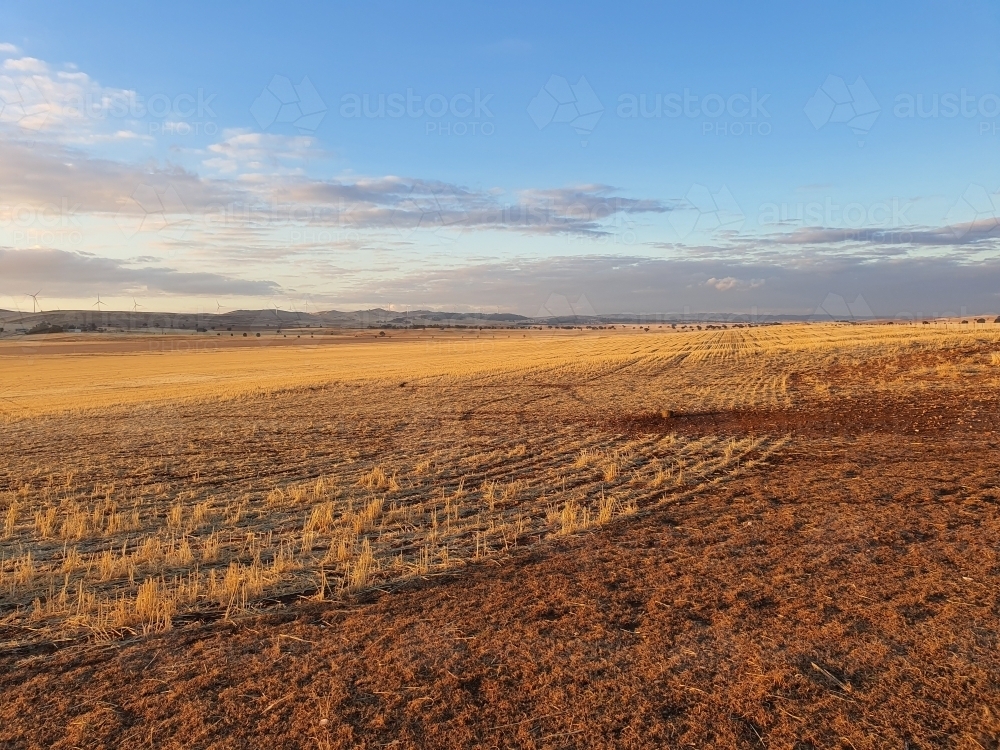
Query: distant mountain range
0 307 811 334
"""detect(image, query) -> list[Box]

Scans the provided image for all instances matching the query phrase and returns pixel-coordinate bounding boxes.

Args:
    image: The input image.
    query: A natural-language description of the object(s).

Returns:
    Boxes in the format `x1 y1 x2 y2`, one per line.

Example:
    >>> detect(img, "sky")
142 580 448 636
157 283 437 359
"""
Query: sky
1 0 1000 318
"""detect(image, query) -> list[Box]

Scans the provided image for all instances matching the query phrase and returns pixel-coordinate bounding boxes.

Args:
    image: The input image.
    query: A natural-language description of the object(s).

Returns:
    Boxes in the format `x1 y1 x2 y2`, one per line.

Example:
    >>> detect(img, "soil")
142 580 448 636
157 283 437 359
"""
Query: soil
2 384 999 748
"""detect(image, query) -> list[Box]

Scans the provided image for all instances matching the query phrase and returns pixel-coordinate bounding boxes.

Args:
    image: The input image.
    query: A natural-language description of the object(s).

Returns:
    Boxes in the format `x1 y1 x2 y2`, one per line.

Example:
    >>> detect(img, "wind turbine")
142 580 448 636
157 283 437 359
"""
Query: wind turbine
216 300 223 313
94 295 106 312
27 291 42 313
129 298 143 331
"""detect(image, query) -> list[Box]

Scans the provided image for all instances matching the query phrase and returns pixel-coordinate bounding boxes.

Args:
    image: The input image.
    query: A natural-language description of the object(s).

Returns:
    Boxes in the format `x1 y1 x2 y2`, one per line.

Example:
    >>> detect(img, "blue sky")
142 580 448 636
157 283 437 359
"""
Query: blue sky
2 0 1000 317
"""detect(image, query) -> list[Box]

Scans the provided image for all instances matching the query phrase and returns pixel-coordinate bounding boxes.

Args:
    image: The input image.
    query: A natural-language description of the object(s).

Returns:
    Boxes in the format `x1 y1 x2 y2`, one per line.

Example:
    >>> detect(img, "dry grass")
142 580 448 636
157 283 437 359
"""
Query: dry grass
2 324 999 648
4 323 998 422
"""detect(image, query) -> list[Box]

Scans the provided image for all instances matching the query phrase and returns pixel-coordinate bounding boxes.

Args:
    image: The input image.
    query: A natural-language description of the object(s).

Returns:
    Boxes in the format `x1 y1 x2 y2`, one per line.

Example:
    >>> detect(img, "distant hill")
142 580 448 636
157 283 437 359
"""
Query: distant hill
0 308 532 332
0 306 902 337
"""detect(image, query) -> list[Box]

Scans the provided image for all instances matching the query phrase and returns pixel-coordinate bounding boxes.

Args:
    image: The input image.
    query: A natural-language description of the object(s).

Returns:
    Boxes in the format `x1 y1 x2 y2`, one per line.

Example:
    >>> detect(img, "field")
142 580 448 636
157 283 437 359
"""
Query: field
2 324 999 748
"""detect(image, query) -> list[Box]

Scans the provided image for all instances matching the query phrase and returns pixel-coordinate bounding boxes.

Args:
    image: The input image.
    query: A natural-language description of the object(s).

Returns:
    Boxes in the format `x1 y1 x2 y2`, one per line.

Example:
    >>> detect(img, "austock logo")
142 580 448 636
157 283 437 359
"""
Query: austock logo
528 75 604 145
535 292 596 319
758 197 913 239
667 184 744 240
0 72 49 131
945 184 1000 240
339 88 494 136
66 88 219 136
390 185 469 243
114 184 192 244
893 90 1000 134
617 88 771 136
251 75 327 133
1 197 83 246
804 75 880 144
813 293 874 321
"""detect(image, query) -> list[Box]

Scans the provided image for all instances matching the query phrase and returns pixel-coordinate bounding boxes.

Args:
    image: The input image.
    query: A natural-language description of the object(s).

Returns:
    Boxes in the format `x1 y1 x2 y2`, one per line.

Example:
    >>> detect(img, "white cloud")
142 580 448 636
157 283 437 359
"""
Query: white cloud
0 43 20 55
2 56 47 73
203 129 318 175
0 137 239 213
0 54 140 139
705 276 765 291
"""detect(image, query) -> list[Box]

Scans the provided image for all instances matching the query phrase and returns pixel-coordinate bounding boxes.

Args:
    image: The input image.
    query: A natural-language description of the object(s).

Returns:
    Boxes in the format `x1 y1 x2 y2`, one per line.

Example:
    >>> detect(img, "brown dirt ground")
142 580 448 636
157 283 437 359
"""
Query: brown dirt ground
3 391 999 749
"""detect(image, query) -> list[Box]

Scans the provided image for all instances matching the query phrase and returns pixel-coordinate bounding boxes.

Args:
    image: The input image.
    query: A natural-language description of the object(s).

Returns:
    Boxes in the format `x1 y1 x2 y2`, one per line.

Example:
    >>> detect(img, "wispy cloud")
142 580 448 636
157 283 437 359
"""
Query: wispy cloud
1 133 671 245
763 222 1000 248
0 138 235 212
0 55 139 140
0 247 280 297
2 56 46 73
705 276 765 291
203 129 321 176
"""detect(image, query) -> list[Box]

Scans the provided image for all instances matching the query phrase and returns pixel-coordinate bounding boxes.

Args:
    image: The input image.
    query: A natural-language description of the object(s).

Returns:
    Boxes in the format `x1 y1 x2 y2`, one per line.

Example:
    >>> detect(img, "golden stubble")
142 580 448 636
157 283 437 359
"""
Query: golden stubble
2 323 998 645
